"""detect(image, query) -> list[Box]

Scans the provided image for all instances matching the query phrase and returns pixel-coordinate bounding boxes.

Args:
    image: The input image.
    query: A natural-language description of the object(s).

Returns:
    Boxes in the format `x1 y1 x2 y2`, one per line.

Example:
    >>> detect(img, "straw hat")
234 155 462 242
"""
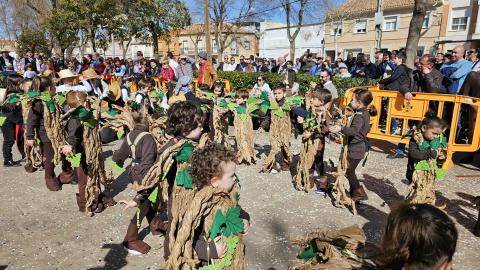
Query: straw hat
81 68 102 80
58 69 80 80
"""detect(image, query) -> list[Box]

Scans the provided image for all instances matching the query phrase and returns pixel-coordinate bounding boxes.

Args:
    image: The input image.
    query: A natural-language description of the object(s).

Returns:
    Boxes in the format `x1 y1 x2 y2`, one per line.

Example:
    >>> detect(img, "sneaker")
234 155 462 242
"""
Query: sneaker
387 152 405 159
270 169 279 174
4 160 21 167
392 127 402 135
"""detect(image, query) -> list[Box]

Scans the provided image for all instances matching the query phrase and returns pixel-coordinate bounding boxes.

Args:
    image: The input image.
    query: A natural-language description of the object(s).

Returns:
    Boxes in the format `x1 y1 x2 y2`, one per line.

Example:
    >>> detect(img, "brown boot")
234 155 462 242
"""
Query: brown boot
351 187 368 202
76 193 86 212
149 216 168 236
58 169 74 184
308 175 315 190
280 159 290 171
45 177 61 191
318 176 329 190
123 222 151 255
24 163 37 173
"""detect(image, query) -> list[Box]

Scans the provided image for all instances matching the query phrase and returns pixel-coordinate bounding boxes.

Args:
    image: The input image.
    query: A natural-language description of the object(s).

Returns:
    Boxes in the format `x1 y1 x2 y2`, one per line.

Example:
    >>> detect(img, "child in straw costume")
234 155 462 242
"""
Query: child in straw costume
25 76 73 190
207 81 232 149
62 91 115 215
113 106 158 255
260 86 293 173
164 143 250 270
232 89 255 164
293 88 331 193
405 114 447 205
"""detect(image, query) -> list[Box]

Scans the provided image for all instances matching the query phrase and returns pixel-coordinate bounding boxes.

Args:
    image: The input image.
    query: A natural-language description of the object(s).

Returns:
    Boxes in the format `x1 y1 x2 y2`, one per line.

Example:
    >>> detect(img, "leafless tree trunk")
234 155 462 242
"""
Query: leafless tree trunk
405 0 428 68
284 0 307 61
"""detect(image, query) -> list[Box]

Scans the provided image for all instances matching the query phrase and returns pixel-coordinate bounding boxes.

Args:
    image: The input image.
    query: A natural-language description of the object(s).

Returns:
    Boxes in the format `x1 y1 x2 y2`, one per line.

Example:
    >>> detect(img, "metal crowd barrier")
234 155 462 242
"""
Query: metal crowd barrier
341 85 480 170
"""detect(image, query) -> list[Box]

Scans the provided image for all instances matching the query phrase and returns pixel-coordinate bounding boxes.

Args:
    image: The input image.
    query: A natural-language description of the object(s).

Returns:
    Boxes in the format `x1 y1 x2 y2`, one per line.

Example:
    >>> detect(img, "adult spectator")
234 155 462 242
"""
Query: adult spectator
244 57 257 73
377 51 396 79
223 56 236 72
379 53 412 97
124 58 135 78
95 57 106 74
324 56 334 72
299 51 314 73
197 51 218 90
235 55 246 72
147 59 160 78
414 54 445 94
434 52 444 70
79 57 91 73
257 58 270 73
468 48 480 72
448 45 471 94
134 51 144 74
295 58 302 71
166 51 179 79
176 55 195 82
374 50 383 65
112 58 126 77
309 55 326 76
352 55 377 78
320 70 338 100
251 75 271 97
20 49 40 72
0 50 16 75
271 54 288 73
335 63 351 78
283 60 298 95
344 52 355 69
160 60 175 81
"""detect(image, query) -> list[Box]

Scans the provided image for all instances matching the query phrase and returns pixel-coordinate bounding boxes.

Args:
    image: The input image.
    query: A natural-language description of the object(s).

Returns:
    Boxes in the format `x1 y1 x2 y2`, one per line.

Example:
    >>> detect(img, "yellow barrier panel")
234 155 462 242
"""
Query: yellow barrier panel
341 85 480 170
193 79 231 95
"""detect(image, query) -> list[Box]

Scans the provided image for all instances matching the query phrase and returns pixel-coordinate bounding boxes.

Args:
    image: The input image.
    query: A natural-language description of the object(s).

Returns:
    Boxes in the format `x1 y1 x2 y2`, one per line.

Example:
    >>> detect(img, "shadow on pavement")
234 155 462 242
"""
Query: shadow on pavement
436 191 479 234
87 243 128 270
362 174 404 208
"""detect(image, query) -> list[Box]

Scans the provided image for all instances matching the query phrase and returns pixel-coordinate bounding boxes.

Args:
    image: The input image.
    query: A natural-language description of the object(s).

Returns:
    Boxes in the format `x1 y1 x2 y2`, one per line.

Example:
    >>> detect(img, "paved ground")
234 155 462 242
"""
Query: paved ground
1 133 479 270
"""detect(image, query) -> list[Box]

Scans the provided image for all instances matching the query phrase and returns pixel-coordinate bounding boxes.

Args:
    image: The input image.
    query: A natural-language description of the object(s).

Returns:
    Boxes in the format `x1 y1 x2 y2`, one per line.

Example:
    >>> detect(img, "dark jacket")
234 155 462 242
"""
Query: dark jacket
66 116 83 153
260 98 288 130
112 124 157 185
459 71 480 98
342 108 370 160
26 99 50 143
406 137 438 182
414 68 445 93
379 64 411 94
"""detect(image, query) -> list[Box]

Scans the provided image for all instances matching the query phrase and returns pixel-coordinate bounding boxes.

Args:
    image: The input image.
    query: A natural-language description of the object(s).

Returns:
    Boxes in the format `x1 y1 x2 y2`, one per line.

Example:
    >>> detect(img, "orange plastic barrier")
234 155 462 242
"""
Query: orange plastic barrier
341 85 480 169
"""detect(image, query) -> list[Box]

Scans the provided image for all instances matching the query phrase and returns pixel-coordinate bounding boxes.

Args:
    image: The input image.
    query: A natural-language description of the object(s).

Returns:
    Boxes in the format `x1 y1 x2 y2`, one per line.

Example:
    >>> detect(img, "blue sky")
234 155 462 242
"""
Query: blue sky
183 0 347 24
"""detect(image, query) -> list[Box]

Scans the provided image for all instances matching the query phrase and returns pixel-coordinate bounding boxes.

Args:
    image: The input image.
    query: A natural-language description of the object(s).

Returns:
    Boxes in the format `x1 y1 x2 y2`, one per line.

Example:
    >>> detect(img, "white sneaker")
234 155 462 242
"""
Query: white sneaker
124 246 143 255
270 169 279 174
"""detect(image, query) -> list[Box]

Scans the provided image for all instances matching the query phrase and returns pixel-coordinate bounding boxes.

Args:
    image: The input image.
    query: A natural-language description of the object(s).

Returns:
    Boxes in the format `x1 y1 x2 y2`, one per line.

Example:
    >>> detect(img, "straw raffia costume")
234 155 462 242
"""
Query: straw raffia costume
232 103 255 164
293 105 330 192
406 129 447 205
289 225 377 270
261 98 292 172
164 184 247 270
21 91 42 171
210 97 232 149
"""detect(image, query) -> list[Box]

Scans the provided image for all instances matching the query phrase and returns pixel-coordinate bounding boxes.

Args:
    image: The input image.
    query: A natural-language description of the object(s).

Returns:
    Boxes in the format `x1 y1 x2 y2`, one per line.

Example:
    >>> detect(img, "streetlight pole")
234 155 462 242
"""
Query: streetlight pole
204 0 212 61
374 0 384 51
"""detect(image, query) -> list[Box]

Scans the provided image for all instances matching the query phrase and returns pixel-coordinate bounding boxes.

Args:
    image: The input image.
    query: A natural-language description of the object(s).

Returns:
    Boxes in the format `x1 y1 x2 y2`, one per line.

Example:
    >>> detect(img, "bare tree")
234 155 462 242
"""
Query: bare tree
282 0 307 61
405 0 429 68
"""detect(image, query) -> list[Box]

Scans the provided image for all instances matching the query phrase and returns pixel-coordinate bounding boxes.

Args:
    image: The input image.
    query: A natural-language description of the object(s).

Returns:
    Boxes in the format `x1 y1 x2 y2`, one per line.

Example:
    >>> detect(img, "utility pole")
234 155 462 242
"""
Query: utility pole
374 0 384 51
204 0 212 61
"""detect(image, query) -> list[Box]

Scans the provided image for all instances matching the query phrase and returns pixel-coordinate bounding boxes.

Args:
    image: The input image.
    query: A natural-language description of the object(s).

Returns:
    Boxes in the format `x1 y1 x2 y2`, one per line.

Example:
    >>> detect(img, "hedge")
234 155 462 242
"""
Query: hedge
216 71 379 97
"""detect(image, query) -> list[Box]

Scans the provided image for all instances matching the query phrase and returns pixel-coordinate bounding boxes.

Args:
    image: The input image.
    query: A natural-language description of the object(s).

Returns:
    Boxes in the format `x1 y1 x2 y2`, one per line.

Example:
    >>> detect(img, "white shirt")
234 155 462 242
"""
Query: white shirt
56 84 88 94
81 80 109 98
223 63 235 72
169 59 179 78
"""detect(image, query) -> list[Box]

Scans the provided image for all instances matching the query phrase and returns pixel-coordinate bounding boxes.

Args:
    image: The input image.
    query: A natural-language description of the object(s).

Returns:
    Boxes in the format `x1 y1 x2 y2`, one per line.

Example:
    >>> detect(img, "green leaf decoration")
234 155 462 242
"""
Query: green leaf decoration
83 118 96 129
220 99 228 108
269 102 279 110
46 100 56 112
27 90 40 98
21 98 28 108
175 169 193 189
236 192 240 207
129 102 139 111
175 142 194 163
106 108 118 117
227 102 237 111
259 91 269 101
247 97 259 104
430 137 441 150
117 128 124 140
287 96 304 106
6 94 19 104
274 109 285 117
111 161 125 174
40 92 52 102
56 95 66 106
209 207 245 240
282 102 291 111
66 153 82 168
236 105 246 114
419 141 431 151
436 168 446 180
210 209 227 239
148 186 159 204
248 104 257 113
239 114 248 121
35 138 40 145
200 104 209 112
206 92 214 100
75 107 93 121
260 104 269 114
298 240 319 261
440 135 447 148
414 160 431 171
0 116 6 126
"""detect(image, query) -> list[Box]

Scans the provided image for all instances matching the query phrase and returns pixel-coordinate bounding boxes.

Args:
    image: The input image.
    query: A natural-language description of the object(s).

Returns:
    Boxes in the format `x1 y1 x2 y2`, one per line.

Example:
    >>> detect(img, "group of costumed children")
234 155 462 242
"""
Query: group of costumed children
0 69 453 269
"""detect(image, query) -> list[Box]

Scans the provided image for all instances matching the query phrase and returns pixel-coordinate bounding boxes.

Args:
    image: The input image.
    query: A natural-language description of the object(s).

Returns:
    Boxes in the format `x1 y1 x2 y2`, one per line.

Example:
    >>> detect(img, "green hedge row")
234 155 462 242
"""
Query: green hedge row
216 71 379 97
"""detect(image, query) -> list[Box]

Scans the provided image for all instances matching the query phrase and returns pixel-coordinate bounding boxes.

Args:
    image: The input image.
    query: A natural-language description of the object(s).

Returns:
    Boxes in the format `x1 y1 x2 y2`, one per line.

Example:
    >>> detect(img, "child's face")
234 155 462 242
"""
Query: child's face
211 161 236 191
273 89 285 101
213 87 223 97
422 125 442 141
236 97 246 105
312 97 324 107
350 94 364 110
20 81 32 92
185 123 203 141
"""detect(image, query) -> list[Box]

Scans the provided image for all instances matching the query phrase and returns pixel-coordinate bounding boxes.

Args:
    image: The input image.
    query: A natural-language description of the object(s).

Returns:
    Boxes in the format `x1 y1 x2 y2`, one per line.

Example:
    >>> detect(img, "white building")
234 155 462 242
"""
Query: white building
259 22 325 59
437 0 480 51
72 37 155 59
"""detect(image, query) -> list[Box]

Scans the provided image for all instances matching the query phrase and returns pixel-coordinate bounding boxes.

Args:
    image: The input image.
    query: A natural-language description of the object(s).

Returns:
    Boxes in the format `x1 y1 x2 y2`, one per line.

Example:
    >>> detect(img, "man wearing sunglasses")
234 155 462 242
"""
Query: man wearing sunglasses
235 55 246 72
468 48 479 72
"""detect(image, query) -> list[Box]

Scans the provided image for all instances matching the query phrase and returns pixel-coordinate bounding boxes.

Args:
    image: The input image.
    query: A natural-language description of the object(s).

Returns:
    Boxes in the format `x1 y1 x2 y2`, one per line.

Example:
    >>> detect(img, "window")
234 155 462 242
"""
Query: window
422 12 431 28
330 22 343 36
384 16 398 31
344 48 362 58
181 40 188 55
197 40 204 52
244 41 251 50
230 38 237 55
212 39 217 53
450 7 468 31
354 19 367 33
416 46 425 57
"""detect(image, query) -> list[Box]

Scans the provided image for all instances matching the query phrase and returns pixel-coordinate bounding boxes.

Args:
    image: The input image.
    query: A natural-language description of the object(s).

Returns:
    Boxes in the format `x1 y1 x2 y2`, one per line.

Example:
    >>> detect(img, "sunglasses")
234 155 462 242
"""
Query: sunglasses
468 51 476 54
257 79 263 81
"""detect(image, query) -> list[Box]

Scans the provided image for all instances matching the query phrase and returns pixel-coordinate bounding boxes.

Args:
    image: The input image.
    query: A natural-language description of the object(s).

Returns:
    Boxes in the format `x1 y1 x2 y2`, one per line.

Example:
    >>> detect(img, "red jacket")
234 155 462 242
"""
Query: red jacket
160 66 174 81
